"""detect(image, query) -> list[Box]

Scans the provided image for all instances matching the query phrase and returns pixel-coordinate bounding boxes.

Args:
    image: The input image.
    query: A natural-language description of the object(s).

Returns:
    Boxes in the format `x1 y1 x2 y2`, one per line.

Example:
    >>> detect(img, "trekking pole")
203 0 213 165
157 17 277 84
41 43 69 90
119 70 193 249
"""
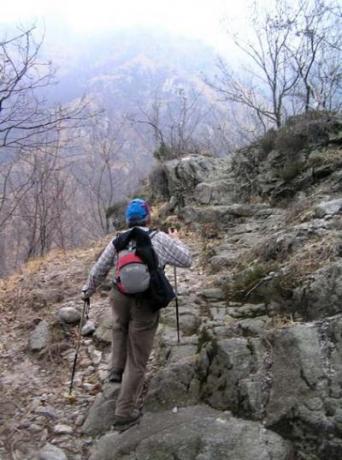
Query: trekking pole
68 298 90 397
174 266 180 343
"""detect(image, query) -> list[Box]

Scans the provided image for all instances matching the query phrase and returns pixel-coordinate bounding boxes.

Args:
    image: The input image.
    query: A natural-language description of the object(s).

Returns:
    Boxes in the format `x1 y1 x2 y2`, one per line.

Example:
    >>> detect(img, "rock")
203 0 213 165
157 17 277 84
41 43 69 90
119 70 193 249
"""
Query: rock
178 313 201 336
82 383 120 435
29 423 44 433
38 443 67 460
314 198 342 217
295 260 342 320
161 311 201 336
29 320 50 351
209 252 239 272
227 317 270 337
181 204 273 227
88 345 102 365
43 288 64 304
198 336 268 417
162 155 231 201
195 178 236 205
35 405 58 419
196 315 342 458
57 306 81 324
94 310 112 344
167 344 198 363
226 303 267 319
53 424 73 435
89 406 293 460
200 288 225 301
145 355 200 412
265 324 325 426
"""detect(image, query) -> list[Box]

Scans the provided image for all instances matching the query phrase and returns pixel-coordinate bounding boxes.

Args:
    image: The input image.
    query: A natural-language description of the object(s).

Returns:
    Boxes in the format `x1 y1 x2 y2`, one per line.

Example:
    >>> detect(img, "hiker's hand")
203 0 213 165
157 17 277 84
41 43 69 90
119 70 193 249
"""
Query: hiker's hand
81 289 90 301
168 227 179 239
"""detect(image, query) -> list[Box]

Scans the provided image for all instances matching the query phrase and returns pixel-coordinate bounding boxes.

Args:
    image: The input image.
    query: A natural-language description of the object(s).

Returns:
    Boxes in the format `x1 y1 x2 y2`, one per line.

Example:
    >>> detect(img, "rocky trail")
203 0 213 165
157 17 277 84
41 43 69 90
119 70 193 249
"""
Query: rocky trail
0 235 213 460
0 211 295 460
0 207 301 460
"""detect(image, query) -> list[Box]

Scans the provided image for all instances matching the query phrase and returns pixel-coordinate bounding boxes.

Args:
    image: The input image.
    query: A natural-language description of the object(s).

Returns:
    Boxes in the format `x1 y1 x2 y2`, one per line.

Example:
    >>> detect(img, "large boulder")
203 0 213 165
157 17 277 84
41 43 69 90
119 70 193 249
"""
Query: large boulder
90 405 293 460
198 335 268 419
197 316 342 459
162 155 230 197
144 351 201 412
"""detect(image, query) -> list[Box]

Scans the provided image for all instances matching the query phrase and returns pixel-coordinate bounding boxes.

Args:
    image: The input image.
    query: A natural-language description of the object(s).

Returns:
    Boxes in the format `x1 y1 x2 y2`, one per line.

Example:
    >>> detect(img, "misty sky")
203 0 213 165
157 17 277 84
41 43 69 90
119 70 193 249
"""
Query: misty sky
1 0 252 51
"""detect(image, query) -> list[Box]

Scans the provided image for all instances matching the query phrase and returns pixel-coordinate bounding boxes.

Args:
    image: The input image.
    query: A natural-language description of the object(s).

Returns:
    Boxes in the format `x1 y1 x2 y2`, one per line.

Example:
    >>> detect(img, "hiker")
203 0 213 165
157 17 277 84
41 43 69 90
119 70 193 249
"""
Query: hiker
81 198 192 429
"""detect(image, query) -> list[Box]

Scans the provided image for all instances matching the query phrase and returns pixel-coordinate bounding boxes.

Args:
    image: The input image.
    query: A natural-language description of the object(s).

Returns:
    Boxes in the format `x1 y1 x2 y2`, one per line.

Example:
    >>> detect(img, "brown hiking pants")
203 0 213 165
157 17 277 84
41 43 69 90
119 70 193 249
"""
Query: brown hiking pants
109 287 159 417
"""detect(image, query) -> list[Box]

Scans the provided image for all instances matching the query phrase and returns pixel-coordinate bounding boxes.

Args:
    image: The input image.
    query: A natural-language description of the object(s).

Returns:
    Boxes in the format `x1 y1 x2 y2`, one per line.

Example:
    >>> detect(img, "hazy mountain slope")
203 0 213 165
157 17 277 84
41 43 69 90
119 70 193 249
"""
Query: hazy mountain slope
45 28 218 109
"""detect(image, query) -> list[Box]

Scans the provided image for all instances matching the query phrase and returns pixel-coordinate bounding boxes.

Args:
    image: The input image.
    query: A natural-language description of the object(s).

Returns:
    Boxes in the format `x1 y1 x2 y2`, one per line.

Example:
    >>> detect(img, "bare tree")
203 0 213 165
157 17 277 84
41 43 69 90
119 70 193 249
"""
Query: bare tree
0 26 93 275
0 26 88 152
287 0 342 111
74 117 130 236
129 86 218 161
0 128 77 273
210 1 300 130
0 26 91 228
17 140 70 259
209 0 341 130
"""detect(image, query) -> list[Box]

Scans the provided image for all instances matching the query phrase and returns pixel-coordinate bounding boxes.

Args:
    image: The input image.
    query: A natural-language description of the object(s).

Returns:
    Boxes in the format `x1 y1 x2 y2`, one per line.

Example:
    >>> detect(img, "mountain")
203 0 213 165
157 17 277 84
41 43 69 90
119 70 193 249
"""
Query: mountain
45 27 218 105
41 27 222 176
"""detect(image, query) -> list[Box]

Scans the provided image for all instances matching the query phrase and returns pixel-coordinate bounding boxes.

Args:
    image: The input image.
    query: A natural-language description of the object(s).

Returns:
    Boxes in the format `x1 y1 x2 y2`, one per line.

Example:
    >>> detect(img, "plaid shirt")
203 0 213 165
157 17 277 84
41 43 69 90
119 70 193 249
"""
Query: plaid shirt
82 228 192 297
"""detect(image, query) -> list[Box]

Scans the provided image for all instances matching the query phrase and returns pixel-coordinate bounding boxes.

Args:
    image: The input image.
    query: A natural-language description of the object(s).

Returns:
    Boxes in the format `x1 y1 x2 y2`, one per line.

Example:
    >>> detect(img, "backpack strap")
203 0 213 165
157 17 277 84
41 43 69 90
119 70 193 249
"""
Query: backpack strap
148 228 158 240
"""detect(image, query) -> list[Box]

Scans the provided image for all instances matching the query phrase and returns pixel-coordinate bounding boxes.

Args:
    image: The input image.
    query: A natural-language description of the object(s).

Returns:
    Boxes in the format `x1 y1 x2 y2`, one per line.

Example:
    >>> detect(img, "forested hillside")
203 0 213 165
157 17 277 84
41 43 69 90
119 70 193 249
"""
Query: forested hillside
1 0 340 277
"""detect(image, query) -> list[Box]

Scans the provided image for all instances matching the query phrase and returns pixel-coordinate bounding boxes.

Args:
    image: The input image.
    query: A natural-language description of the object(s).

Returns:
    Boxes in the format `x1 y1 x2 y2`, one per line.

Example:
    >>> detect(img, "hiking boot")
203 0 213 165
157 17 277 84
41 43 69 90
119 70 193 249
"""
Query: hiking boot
107 368 123 383
112 410 141 431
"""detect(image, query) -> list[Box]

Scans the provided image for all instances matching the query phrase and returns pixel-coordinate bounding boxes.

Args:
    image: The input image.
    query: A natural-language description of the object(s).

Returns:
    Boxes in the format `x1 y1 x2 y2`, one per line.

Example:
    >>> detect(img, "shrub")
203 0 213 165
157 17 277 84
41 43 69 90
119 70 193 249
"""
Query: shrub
274 129 307 158
278 161 305 182
224 262 279 303
153 142 177 162
259 128 277 157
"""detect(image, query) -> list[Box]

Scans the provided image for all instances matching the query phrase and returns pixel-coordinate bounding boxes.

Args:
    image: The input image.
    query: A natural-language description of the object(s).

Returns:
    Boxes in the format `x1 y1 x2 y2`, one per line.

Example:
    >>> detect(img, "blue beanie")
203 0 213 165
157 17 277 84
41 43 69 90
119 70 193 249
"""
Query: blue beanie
125 198 150 224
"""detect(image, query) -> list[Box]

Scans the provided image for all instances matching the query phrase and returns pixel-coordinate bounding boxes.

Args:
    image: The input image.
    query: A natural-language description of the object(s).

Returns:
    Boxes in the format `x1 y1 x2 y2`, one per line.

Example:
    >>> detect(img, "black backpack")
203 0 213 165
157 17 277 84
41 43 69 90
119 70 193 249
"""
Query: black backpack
113 227 176 311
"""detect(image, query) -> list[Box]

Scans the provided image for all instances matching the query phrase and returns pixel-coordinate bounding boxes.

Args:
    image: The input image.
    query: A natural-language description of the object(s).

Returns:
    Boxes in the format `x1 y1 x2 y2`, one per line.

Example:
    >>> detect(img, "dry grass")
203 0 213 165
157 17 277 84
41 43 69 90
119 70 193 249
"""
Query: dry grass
308 147 342 168
269 312 298 329
286 235 339 278
0 238 109 313
222 230 340 305
223 261 279 302
284 199 314 225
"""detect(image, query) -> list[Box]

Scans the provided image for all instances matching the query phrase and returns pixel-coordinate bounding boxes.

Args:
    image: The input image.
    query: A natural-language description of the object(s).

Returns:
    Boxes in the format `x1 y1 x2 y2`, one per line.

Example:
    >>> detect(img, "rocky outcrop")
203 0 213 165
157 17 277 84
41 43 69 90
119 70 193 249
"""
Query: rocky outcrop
154 113 342 219
141 114 342 459
90 406 293 460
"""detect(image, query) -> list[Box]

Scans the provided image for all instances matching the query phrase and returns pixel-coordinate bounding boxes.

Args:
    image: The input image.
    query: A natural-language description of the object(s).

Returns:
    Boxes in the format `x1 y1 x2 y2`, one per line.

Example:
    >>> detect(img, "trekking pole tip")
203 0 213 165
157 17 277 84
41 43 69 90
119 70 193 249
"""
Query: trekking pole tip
64 392 77 404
